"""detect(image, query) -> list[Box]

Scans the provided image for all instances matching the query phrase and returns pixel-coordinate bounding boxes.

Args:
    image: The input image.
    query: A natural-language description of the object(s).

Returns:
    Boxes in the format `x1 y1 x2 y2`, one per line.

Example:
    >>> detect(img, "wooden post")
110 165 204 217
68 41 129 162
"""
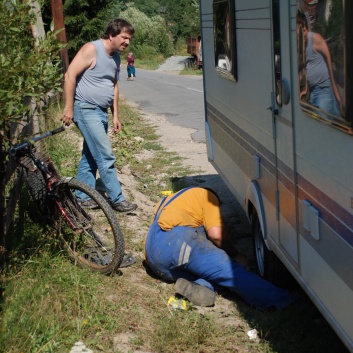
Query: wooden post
50 0 69 74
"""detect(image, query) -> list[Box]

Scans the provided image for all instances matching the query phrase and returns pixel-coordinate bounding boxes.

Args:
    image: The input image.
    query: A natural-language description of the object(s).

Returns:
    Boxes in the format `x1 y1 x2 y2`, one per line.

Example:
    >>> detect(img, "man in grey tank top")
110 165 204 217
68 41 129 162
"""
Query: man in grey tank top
61 19 137 213
296 11 342 118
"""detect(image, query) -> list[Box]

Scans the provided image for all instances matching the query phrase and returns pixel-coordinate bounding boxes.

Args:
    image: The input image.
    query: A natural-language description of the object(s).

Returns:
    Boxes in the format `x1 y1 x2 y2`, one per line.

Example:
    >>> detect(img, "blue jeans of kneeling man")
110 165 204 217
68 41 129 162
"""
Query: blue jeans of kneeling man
145 221 297 309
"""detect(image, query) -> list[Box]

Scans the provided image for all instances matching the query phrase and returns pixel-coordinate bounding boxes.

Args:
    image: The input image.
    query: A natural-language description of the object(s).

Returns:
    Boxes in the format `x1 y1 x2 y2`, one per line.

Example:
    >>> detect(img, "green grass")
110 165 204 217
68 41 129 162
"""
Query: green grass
180 67 203 76
132 56 203 76
1 101 349 353
134 55 166 70
1 249 130 352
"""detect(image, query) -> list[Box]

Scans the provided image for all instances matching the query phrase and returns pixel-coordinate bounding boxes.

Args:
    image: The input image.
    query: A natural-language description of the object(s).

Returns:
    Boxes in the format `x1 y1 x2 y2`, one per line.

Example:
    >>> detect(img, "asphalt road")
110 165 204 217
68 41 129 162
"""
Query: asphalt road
118 68 206 142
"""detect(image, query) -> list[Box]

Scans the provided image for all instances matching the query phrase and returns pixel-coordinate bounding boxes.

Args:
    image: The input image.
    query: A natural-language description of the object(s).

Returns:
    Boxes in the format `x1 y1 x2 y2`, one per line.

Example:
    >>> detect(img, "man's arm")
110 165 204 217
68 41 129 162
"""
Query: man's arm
61 42 96 126
207 226 248 267
110 80 122 133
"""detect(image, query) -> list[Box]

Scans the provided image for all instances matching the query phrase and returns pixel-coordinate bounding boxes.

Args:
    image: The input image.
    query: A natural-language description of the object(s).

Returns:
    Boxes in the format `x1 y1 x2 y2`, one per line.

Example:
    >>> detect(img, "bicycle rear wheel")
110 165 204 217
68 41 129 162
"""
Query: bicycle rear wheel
23 153 61 217
54 178 124 274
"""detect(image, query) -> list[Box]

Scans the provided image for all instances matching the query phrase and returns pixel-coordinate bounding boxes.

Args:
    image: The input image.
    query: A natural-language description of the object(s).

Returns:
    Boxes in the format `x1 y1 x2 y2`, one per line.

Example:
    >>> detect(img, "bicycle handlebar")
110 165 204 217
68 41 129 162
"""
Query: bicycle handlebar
9 125 66 156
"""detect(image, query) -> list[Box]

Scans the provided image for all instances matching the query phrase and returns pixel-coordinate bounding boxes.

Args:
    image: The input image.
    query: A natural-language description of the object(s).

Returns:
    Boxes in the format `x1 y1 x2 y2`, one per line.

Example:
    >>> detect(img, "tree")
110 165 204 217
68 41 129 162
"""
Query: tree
162 0 200 43
120 6 174 58
0 0 63 135
132 0 161 17
42 0 127 59
0 0 64 245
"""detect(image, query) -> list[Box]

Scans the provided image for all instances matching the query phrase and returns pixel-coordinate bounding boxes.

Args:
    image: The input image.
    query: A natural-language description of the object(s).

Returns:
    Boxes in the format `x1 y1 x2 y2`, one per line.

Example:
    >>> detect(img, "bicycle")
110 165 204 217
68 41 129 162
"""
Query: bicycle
9 126 125 274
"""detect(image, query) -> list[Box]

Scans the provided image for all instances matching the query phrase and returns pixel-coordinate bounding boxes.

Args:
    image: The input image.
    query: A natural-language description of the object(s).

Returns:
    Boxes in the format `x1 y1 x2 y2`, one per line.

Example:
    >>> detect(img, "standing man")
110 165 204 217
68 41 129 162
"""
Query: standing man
145 187 298 309
62 19 137 213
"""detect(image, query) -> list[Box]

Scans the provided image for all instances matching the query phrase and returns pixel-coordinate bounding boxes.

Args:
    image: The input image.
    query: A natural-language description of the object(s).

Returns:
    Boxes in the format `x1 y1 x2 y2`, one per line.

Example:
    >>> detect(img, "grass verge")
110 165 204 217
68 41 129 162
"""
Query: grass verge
1 101 349 353
134 56 166 70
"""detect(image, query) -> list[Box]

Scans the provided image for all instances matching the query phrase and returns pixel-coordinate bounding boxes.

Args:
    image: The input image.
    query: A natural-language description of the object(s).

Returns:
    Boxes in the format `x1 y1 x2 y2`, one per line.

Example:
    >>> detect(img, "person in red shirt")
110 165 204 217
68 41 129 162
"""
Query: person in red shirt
126 52 135 80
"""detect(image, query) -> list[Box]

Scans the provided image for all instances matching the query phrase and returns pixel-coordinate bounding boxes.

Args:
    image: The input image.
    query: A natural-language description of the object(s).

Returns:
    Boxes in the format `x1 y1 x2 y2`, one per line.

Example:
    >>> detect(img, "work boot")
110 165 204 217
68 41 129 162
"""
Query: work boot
110 200 137 213
175 278 216 307
78 199 99 210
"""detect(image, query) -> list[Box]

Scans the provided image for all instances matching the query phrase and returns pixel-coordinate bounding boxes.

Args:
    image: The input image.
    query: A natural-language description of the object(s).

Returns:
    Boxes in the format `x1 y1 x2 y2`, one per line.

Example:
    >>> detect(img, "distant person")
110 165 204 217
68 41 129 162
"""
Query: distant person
126 52 135 80
61 19 137 213
144 187 298 309
297 11 342 117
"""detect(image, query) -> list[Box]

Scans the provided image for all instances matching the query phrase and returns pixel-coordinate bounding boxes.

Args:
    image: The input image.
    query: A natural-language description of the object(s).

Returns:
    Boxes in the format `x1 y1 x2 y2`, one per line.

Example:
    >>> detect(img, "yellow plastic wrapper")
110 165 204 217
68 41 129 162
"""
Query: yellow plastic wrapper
161 190 173 196
167 296 188 310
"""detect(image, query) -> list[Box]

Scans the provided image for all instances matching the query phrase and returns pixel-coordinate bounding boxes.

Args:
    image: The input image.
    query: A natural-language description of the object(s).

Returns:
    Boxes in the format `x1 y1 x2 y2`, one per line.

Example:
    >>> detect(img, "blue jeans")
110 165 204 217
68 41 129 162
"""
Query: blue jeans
127 66 135 77
145 222 297 309
73 100 125 203
308 81 340 118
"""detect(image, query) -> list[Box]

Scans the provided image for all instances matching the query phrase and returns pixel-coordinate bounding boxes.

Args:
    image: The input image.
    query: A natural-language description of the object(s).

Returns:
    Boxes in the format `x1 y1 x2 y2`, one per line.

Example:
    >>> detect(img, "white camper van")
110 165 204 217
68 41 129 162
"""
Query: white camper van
201 0 353 351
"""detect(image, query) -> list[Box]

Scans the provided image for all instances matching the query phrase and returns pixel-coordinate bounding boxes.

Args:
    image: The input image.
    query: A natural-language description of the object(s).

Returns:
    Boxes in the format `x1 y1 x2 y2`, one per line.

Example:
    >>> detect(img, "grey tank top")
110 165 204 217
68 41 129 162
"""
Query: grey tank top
75 39 121 108
306 31 330 89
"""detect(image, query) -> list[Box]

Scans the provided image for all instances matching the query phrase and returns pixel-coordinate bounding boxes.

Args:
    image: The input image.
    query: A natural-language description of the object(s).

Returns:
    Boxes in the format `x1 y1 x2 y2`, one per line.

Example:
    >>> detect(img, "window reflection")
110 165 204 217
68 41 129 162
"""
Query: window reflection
273 0 282 106
213 0 236 80
296 0 350 132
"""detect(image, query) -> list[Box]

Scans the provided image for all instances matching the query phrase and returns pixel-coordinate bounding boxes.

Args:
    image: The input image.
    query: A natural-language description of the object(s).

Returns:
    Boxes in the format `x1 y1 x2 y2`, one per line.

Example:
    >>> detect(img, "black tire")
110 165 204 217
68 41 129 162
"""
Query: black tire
53 178 124 274
24 168 48 217
23 155 61 217
252 211 294 288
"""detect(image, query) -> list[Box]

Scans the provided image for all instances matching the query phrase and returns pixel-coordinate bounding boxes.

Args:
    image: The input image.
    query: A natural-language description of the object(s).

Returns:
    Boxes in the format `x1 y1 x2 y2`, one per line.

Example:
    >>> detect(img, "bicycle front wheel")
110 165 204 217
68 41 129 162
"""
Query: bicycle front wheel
54 178 125 274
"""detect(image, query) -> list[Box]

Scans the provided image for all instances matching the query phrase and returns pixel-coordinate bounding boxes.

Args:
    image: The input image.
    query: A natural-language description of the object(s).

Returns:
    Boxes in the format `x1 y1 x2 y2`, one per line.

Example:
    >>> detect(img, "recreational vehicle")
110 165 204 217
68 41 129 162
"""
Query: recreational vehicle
201 0 353 350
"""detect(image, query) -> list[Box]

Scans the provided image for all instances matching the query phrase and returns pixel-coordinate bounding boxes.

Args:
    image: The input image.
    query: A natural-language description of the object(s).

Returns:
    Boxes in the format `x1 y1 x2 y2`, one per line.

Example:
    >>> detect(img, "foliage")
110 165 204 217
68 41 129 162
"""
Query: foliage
41 0 200 61
326 0 344 73
120 6 174 58
0 0 64 131
162 0 200 43
132 0 161 17
327 0 344 38
130 0 201 42
42 0 126 59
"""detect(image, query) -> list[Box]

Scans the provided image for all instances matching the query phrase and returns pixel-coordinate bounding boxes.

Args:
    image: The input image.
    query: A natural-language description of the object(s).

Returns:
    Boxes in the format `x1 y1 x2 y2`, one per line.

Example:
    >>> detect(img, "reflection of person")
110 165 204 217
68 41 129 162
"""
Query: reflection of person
297 11 342 117
126 52 135 81
145 187 298 309
61 19 137 213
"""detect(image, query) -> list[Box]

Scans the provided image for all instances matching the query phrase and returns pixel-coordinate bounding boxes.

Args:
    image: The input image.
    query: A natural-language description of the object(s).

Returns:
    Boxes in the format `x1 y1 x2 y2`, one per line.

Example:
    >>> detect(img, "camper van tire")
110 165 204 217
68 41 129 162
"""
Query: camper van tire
252 211 294 289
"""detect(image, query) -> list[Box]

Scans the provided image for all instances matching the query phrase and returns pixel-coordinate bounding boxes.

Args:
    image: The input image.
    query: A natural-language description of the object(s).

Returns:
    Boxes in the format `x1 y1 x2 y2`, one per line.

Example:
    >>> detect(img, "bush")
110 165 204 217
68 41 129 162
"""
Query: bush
0 0 63 129
120 7 174 59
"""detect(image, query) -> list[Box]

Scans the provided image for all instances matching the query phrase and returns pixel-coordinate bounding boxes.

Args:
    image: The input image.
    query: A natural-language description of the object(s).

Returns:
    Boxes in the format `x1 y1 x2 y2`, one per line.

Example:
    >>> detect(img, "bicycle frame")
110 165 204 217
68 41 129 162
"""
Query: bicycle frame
9 126 75 222
9 125 125 274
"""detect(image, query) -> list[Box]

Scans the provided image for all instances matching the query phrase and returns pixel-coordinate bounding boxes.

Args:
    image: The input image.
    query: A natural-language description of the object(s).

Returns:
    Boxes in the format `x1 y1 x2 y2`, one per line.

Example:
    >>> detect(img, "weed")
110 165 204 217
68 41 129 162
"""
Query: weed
135 56 166 70
180 67 203 76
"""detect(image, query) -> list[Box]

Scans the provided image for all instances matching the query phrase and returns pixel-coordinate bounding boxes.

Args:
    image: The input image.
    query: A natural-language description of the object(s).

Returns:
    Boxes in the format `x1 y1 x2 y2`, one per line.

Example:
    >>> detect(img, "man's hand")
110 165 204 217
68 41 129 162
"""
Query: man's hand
62 108 74 126
207 226 249 268
113 117 122 134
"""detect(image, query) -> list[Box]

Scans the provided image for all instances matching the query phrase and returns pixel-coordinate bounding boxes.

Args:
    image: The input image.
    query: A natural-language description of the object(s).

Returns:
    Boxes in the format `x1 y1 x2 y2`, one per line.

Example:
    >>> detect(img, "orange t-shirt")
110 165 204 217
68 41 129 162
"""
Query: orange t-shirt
152 188 223 231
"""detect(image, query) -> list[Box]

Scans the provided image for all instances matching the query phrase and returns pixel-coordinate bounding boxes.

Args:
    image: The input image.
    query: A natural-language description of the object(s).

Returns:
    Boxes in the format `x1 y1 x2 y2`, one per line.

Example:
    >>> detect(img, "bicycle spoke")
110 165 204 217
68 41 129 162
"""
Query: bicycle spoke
55 179 124 274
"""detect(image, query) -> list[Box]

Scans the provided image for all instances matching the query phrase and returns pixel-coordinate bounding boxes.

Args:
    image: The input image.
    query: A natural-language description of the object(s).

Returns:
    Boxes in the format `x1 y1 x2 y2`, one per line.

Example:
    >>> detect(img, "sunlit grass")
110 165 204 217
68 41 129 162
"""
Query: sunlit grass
1 99 348 353
135 55 166 70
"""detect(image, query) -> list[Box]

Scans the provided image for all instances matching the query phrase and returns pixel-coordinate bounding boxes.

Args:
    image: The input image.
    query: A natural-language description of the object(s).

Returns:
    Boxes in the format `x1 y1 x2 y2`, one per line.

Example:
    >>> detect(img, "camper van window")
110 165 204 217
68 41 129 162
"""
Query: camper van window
213 0 237 81
296 0 352 134
273 0 282 107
